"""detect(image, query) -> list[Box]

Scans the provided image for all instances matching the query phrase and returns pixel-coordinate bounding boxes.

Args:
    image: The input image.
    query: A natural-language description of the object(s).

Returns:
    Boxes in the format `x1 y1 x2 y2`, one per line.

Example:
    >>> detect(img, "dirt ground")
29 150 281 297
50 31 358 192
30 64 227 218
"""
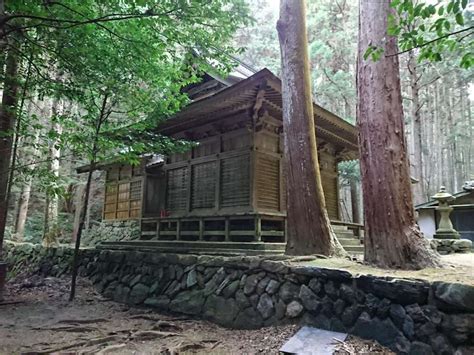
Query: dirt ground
294 253 474 286
0 276 392 354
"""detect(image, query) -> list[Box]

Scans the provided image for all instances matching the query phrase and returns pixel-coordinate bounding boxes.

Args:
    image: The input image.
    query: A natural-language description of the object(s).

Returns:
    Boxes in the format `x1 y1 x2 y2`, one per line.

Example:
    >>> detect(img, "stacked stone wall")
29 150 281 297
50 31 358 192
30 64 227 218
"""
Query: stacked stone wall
81 220 140 246
3 241 474 355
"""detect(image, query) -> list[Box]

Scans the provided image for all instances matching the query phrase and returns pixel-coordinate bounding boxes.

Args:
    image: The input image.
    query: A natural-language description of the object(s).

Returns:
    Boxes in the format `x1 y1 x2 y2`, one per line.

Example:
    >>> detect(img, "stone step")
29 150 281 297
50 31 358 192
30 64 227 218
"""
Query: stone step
331 225 349 231
102 245 284 256
99 240 287 252
335 231 357 239
343 245 364 254
337 238 362 247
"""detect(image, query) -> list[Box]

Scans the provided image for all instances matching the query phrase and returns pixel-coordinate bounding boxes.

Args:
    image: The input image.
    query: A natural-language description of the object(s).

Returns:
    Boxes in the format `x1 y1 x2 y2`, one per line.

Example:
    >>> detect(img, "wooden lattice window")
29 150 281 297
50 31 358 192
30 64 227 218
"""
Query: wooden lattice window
103 178 142 220
104 184 118 220
256 155 280 211
220 154 250 208
116 182 131 219
191 162 216 209
166 167 189 211
129 180 142 218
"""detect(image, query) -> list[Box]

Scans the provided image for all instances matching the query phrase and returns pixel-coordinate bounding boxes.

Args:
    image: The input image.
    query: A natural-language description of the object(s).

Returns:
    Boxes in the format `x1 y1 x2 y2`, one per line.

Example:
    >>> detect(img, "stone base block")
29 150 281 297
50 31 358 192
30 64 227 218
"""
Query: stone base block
430 239 472 254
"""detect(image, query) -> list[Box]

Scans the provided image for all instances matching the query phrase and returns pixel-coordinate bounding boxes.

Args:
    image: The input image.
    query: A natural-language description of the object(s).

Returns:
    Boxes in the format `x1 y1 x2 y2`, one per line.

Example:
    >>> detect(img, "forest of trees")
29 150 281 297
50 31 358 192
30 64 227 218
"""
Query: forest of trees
234 0 473 212
0 0 472 269
0 0 250 246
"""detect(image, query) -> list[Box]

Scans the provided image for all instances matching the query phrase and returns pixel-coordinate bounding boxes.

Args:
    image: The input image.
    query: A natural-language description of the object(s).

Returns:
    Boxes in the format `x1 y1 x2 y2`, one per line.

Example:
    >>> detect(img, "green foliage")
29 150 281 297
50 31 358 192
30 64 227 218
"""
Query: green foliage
233 0 358 121
338 160 360 184
4 0 251 198
389 0 473 68
363 46 384 62
22 211 73 244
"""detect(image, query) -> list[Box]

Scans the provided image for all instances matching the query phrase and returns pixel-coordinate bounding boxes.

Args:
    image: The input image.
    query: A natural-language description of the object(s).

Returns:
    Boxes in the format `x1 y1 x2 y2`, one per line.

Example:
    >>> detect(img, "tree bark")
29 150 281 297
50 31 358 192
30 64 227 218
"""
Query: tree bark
277 0 344 256
0 46 19 257
357 0 440 269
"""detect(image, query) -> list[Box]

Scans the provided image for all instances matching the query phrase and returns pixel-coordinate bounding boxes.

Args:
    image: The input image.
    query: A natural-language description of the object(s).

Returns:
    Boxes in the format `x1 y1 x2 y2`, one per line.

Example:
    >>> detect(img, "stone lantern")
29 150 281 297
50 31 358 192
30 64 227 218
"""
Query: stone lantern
431 186 460 239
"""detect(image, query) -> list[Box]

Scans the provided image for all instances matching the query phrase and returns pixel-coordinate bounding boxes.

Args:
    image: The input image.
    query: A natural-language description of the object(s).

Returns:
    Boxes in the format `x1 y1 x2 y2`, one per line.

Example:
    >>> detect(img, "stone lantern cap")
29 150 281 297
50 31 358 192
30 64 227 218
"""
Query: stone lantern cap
431 186 455 204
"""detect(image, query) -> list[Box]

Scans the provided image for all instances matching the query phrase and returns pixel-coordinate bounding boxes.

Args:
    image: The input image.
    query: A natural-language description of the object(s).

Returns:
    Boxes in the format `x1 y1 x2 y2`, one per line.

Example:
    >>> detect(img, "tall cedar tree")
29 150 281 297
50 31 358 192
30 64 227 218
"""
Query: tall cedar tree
277 0 343 256
0 47 19 258
357 0 440 269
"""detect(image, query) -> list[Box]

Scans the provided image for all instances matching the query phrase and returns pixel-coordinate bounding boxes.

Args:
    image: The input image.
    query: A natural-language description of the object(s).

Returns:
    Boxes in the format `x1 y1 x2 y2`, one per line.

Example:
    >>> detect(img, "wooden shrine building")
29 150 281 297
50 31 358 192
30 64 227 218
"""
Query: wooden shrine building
79 68 360 252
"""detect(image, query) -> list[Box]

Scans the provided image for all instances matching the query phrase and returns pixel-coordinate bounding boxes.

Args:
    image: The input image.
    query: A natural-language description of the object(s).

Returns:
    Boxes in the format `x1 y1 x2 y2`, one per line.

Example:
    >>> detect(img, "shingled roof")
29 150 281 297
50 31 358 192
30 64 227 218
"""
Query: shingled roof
157 68 358 158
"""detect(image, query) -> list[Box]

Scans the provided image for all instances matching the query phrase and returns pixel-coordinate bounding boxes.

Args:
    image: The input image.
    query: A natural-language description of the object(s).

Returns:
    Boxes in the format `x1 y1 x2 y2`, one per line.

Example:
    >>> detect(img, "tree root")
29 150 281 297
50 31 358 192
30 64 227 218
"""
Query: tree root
131 330 179 341
95 343 127 354
57 318 108 324
152 321 183 332
35 335 121 353
32 325 98 333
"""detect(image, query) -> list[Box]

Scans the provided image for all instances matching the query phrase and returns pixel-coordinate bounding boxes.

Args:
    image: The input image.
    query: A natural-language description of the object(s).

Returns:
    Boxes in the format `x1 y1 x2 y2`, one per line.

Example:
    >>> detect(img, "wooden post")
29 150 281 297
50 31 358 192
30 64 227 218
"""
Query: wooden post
224 217 230 242
255 215 262 242
199 219 204 241
176 220 181 241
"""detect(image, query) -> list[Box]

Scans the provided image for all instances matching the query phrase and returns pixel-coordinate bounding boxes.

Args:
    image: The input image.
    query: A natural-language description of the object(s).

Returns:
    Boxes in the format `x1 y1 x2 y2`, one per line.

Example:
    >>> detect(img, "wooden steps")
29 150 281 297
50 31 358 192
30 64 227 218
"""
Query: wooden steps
333 225 364 255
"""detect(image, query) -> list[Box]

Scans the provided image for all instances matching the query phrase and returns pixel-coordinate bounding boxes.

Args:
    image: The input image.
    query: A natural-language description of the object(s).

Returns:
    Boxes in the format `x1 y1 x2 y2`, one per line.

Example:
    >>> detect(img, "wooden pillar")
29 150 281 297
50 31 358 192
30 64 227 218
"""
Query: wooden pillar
224 217 230 242
199 219 204 241
255 216 262 242
176 220 181 241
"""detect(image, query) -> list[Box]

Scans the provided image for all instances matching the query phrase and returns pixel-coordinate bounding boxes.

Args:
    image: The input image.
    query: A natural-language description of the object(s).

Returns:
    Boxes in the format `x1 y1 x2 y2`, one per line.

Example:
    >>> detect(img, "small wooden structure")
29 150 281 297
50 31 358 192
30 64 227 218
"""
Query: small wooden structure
79 68 359 250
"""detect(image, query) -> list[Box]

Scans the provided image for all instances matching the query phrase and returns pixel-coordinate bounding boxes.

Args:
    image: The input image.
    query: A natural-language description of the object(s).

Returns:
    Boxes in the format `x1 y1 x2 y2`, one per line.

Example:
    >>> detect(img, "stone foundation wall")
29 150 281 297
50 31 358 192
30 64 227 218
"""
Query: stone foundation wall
82 220 140 246
3 241 474 355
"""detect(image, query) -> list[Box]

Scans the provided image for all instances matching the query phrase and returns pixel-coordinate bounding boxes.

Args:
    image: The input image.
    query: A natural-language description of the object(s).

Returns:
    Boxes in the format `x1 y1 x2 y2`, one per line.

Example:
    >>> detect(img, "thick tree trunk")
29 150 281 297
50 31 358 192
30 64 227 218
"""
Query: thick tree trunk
277 0 344 256
357 0 440 269
0 47 19 256
408 51 424 205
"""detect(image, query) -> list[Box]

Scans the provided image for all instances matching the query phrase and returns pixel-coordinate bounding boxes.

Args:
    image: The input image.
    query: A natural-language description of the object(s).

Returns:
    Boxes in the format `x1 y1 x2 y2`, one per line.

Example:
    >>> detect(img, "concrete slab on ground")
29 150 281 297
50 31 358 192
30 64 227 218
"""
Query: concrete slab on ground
280 326 348 354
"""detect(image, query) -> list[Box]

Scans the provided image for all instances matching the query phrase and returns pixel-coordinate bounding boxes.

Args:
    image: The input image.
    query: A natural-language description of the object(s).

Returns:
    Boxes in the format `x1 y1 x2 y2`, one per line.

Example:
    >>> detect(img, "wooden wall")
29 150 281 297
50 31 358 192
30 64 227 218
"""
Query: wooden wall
252 114 340 220
150 128 254 217
103 164 143 220
114 115 341 222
